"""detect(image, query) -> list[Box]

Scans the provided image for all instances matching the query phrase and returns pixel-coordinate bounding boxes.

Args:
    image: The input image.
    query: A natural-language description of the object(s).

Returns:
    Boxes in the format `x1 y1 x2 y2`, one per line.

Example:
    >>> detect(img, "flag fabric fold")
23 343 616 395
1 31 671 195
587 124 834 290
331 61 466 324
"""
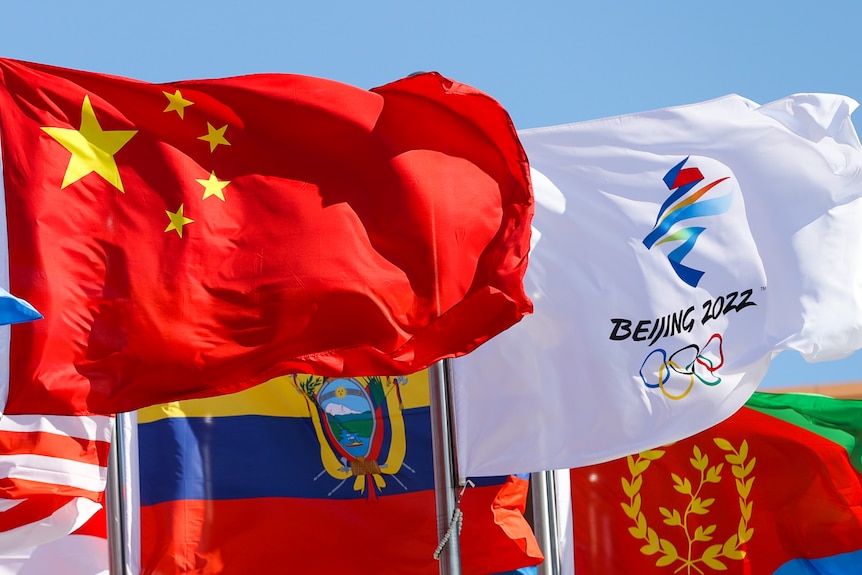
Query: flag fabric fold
0 57 533 416
453 93 862 476
132 371 542 575
570 391 862 574
0 505 108 575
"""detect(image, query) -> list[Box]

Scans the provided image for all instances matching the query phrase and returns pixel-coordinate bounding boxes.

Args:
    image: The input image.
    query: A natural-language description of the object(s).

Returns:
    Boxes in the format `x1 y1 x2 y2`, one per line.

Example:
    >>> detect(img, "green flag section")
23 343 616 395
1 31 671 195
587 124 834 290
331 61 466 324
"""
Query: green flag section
744 392 862 475
570 391 862 574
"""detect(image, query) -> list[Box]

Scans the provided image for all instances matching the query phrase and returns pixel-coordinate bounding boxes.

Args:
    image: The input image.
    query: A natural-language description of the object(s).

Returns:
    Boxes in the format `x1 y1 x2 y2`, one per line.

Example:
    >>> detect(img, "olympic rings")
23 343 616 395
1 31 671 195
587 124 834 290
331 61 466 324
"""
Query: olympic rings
639 334 723 400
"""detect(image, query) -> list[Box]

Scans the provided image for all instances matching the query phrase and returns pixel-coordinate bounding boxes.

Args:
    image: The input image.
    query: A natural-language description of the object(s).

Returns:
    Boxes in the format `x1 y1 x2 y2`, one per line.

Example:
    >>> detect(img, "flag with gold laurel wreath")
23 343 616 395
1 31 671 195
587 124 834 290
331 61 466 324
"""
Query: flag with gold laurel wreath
570 392 862 574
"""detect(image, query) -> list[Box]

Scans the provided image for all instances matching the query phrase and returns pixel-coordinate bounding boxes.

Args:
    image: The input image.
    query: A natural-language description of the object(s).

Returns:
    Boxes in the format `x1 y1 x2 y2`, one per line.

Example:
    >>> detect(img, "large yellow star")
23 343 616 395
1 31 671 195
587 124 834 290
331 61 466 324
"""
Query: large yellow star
196 171 230 201
165 204 194 238
42 95 137 192
163 90 194 119
198 122 230 152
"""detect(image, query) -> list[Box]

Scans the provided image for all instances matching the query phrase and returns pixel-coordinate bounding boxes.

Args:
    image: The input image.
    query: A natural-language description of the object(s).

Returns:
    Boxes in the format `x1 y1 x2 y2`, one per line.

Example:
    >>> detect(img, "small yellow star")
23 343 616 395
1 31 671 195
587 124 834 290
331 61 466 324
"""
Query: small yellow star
42 95 137 192
196 171 230 201
163 90 194 119
198 122 230 152
165 204 194 238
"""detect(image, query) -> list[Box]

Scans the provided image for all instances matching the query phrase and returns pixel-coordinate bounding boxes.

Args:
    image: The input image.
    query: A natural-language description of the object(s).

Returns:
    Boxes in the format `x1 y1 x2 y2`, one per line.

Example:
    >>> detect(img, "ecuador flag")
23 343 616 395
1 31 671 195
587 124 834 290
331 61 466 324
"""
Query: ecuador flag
137 370 541 574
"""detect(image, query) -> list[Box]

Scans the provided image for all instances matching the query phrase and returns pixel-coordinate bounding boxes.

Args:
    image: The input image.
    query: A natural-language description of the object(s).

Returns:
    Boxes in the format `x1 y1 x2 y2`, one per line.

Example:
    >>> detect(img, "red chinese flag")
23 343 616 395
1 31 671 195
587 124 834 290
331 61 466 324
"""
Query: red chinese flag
0 58 533 415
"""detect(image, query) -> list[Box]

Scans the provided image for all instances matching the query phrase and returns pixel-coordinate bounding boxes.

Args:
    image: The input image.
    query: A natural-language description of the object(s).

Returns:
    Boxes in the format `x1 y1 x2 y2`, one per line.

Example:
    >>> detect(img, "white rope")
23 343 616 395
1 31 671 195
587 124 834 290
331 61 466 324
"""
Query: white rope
433 479 474 560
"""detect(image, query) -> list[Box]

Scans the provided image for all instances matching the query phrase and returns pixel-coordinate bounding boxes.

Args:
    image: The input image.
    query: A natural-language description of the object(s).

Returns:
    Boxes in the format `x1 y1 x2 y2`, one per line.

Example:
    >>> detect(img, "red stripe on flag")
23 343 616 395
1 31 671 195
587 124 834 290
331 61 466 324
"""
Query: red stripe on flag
0 477 105 501
0 495 75 532
0 430 109 464
71 505 107 539
0 415 111 543
140 482 540 575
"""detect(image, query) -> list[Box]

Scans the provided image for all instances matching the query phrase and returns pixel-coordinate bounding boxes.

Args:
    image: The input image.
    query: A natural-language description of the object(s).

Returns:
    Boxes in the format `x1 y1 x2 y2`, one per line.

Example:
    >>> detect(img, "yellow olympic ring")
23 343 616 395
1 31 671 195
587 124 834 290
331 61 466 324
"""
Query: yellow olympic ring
657 360 695 400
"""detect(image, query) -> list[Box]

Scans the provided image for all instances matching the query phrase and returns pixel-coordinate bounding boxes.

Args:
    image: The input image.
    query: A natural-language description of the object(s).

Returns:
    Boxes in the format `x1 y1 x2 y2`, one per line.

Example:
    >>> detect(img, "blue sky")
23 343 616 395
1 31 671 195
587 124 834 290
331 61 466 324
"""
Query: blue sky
3 0 862 389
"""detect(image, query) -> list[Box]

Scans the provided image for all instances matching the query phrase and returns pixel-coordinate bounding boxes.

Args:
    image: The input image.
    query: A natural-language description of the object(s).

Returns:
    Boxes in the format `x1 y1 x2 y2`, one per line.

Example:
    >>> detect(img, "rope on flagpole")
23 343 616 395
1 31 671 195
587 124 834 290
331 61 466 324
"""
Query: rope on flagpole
433 480 474 560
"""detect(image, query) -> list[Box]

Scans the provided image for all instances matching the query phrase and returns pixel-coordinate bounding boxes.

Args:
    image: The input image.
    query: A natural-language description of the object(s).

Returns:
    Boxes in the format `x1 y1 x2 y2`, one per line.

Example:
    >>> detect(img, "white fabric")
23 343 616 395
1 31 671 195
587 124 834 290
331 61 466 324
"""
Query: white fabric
0 455 106 493
454 93 862 476
0 415 112 442
0 530 108 575
0 498 100 556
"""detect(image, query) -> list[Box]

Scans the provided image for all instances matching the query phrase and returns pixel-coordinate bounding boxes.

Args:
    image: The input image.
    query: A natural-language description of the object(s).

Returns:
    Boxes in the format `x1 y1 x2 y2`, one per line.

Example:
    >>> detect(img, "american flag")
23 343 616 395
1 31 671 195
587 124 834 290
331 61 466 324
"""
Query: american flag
0 414 112 552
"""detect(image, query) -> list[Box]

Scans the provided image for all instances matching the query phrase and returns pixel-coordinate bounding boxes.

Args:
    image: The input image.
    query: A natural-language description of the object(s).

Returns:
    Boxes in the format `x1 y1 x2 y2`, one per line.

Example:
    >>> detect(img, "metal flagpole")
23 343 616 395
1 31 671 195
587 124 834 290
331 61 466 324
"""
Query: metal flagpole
106 414 129 575
532 470 562 575
429 358 463 575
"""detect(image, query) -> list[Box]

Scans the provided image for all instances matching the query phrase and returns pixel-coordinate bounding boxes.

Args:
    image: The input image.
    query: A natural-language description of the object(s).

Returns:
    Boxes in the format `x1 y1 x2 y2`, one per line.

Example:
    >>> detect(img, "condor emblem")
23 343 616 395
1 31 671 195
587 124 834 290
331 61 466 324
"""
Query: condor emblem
292 374 409 501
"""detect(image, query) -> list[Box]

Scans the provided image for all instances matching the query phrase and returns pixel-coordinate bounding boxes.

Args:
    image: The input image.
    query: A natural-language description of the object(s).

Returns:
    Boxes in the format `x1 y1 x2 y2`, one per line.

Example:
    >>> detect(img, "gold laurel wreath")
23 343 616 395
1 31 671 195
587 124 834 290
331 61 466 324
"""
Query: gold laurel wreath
621 438 755 573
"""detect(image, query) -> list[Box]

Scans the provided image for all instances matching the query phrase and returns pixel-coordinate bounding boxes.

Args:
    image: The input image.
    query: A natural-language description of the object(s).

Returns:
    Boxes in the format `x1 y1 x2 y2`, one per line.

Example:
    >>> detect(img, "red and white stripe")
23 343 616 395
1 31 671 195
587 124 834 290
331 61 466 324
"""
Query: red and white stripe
0 414 112 553
0 503 108 574
0 415 111 501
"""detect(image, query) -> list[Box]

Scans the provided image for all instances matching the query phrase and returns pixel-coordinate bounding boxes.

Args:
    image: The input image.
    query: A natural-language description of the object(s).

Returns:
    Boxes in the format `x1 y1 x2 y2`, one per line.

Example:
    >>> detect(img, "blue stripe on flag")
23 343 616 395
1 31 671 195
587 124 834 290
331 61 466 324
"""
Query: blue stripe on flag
493 568 538 575
773 548 862 574
138 409 437 505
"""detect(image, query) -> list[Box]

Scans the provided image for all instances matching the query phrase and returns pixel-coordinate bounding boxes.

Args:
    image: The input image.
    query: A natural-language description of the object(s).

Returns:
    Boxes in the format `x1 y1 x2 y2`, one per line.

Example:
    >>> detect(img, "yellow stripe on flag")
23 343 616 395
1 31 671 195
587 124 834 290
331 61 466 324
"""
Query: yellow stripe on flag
138 371 431 423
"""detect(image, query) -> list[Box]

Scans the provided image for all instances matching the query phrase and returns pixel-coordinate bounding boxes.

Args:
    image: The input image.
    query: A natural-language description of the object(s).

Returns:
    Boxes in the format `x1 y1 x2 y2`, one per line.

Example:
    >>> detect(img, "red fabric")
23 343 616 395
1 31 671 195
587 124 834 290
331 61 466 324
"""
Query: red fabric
0 495 75 533
0 57 533 415
0 477 102 501
570 407 862 574
140 484 542 575
0 430 109 464
484 475 544 568
71 505 107 539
